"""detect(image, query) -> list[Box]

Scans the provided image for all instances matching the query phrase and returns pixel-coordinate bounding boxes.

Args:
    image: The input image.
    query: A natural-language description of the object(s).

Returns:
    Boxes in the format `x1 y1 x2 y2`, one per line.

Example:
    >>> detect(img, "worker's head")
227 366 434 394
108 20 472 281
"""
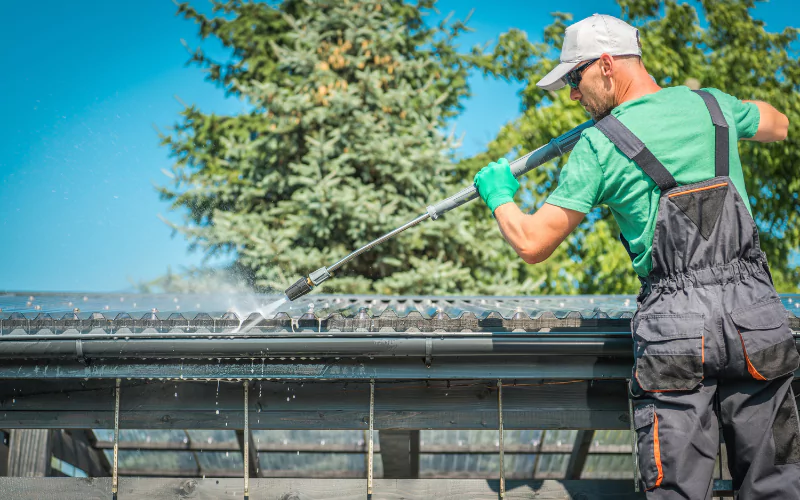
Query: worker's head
536 14 646 121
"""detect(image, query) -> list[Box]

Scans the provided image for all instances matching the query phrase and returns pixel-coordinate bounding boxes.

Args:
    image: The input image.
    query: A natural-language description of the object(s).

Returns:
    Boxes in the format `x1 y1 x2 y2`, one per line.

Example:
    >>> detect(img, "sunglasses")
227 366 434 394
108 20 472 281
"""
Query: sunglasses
564 59 599 89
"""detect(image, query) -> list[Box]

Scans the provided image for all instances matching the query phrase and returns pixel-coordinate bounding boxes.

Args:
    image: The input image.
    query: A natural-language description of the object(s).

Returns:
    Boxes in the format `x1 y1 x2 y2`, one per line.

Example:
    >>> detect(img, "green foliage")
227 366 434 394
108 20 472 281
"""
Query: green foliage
161 0 798 295
467 0 800 293
161 0 532 294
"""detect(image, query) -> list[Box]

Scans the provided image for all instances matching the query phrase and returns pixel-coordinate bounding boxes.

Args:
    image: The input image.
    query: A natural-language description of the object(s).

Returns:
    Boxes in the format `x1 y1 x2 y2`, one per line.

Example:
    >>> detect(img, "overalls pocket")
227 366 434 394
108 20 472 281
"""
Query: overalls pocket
731 299 799 381
633 313 705 392
773 385 800 465
634 403 664 490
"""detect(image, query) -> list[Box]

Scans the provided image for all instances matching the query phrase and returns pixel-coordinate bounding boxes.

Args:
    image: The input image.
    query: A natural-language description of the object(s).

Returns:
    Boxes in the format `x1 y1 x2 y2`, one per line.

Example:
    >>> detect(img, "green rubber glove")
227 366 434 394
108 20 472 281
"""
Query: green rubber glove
473 158 520 214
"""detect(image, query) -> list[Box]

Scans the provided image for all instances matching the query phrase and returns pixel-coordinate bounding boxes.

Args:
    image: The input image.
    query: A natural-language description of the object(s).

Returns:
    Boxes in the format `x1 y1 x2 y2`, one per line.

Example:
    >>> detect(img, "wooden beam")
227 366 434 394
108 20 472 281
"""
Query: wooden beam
0 477 647 499
7 430 51 477
0 431 9 476
410 429 420 478
0 356 634 381
50 430 109 477
90 440 632 455
0 379 631 430
379 430 419 478
115 469 367 478
531 429 546 479
564 429 595 479
182 430 202 477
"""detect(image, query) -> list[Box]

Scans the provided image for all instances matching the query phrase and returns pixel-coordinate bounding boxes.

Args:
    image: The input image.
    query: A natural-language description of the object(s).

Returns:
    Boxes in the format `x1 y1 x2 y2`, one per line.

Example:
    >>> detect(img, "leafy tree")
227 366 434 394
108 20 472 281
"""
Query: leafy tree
465 0 800 293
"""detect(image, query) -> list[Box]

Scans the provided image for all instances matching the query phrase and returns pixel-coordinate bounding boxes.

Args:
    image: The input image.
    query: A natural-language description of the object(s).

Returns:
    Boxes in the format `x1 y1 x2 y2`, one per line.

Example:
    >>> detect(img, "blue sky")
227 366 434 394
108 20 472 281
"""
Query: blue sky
0 1 795 292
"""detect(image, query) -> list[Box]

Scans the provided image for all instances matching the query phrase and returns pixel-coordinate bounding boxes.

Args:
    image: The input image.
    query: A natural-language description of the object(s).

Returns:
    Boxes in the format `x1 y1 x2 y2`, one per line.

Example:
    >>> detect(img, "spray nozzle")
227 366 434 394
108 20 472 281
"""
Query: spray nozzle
285 277 313 301
284 266 332 301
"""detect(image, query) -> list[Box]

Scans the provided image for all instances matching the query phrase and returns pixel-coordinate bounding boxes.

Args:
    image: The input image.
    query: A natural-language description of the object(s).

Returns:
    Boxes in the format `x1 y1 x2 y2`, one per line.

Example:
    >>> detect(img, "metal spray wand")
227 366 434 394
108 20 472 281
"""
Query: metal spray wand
284 120 594 301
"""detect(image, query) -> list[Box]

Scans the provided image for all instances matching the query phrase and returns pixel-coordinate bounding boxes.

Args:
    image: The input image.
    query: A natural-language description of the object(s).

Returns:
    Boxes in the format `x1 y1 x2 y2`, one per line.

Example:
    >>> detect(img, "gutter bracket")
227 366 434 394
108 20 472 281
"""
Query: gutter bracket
75 339 88 366
424 338 432 368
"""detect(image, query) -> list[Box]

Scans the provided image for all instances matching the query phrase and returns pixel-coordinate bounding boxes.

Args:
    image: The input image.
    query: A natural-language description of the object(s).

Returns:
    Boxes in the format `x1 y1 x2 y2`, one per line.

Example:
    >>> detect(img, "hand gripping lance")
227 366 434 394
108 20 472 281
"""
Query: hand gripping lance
284 120 594 301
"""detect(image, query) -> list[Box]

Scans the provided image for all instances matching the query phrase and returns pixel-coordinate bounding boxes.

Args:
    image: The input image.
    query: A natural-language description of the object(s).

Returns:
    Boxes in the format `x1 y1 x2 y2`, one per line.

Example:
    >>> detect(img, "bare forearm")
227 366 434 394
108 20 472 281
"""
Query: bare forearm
493 203 586 265
743 100 789 142
494 203 540 264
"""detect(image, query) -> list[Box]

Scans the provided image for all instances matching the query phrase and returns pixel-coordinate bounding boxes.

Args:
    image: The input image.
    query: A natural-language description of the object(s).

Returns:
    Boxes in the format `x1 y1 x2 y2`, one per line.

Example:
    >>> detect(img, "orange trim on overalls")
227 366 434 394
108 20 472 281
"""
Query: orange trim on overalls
645 410 665 490
738 330 768 380
667 182 728 198
702 335 705 364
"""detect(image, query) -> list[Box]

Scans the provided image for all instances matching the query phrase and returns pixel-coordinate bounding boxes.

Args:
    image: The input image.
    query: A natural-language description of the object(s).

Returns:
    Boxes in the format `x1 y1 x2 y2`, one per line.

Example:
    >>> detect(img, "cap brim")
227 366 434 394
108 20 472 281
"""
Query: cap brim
536 61 576 91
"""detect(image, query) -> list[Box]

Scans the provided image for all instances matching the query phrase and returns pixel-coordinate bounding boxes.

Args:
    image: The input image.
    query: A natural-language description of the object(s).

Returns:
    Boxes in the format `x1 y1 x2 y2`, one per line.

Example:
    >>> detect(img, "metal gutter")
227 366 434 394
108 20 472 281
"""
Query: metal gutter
0 333 635 359
0 332 797 360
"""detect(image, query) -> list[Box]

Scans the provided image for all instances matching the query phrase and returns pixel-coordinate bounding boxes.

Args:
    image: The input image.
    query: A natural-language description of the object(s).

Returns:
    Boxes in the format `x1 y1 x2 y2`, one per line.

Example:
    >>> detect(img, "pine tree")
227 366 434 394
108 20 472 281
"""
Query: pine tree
160 0 531 294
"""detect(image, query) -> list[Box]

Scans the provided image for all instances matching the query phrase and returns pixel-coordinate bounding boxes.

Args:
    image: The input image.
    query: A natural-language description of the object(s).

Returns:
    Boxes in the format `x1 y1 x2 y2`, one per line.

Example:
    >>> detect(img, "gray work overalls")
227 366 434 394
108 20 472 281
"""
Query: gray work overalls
594 90 800 499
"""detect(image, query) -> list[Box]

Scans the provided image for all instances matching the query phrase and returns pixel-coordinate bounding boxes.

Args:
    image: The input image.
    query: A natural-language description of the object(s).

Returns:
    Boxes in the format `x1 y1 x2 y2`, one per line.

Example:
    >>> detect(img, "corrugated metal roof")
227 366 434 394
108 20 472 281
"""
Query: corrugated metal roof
3 292 797 318
1 292 797 334
0 292 643 318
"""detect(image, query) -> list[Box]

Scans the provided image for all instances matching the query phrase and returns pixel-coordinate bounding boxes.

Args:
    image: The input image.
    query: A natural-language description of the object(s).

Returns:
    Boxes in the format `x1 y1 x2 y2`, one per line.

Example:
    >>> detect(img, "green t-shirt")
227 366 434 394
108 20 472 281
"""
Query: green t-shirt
546 86 761 277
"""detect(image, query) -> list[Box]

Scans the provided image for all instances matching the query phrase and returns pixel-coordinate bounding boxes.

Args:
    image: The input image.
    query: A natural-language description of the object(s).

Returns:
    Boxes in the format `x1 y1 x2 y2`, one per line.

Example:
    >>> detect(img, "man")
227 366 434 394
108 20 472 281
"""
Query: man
474 13 800 499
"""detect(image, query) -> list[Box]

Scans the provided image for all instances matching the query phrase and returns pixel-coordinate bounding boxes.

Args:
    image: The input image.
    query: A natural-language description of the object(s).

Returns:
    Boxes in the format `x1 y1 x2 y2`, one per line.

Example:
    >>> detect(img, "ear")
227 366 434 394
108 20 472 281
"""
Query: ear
599 53 615 77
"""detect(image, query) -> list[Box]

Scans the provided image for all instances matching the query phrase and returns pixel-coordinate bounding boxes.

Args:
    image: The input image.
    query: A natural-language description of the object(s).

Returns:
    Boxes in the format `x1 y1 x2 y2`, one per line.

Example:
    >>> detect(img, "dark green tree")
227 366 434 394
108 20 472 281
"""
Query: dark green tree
161 0 545 294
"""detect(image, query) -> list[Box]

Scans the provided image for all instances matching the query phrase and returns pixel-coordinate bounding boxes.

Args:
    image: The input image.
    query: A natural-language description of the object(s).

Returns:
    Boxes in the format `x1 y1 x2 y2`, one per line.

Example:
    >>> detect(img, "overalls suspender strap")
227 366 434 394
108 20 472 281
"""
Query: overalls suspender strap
693 90 729 177
593 116 677 191
593 89 730 188
592 90 731 265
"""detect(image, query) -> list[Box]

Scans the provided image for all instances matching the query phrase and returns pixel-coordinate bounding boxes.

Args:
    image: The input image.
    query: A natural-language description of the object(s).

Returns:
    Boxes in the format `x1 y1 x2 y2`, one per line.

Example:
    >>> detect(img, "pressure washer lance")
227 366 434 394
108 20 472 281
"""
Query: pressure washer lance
284 119 595 301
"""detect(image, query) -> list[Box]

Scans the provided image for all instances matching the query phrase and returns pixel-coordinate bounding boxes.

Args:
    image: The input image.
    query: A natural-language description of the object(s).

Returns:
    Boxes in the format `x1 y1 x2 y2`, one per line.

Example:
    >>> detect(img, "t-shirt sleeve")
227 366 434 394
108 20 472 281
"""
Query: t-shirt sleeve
704 88 761 140
545 133 605 213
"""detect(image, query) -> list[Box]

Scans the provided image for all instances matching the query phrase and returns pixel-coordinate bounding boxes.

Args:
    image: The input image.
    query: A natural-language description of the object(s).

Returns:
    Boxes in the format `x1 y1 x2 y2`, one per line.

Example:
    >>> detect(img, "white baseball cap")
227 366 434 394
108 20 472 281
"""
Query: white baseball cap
536 14 642 91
